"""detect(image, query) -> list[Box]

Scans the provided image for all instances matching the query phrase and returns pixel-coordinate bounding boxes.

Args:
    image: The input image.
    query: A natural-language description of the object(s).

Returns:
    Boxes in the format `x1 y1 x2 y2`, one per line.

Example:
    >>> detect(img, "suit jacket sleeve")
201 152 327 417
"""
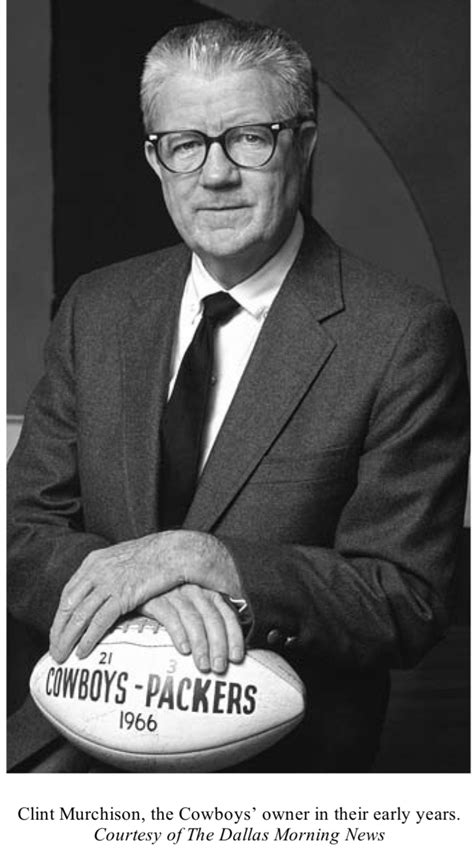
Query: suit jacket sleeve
8 282 111 637
219 301 469 671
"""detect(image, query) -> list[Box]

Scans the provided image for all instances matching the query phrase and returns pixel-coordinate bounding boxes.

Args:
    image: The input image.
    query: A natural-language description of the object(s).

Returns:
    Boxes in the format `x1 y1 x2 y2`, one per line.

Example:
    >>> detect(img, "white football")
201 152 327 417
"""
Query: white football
29 616 305 771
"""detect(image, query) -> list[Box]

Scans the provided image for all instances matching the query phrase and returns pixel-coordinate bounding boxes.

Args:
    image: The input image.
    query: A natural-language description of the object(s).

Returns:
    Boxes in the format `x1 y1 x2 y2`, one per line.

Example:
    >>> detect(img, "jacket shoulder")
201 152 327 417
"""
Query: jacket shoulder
301 217 451 328
330 244 466 380
338 243 449 321
61 243 190 316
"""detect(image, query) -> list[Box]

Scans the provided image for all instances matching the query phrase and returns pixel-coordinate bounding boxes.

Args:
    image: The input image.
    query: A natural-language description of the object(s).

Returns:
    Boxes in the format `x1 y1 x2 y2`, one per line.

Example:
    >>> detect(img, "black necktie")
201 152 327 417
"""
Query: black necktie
159 291 240 529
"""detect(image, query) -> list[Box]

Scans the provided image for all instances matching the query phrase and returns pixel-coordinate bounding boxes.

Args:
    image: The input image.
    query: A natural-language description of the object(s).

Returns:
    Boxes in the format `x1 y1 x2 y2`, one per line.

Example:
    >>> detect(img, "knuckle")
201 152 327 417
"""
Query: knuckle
83 615 111 645
142 600 159 619
103 598 120 621
171 587 185 605
209 589 225 607
62 573 78 591
59 583 74 602
187 583 200 595
95 582 111 600
88 612 105 633
71 610 87 627
162 610 180 631
79 555 93 572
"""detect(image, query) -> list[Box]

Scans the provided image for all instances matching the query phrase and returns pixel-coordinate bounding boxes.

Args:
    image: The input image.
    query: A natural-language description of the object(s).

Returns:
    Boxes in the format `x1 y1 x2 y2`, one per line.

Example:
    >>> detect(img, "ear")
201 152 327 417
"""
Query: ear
298 121 318 170
144 141 163 182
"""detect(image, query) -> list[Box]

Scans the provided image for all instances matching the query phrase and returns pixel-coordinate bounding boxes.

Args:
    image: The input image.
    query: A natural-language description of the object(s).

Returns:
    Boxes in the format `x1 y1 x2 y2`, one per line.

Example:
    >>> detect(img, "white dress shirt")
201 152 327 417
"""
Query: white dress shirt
168 212 305 469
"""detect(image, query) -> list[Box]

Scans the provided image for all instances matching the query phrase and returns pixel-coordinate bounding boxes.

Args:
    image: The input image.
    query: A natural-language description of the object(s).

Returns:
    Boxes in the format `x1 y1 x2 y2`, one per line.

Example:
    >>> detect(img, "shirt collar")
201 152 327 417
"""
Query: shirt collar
189 212 304 320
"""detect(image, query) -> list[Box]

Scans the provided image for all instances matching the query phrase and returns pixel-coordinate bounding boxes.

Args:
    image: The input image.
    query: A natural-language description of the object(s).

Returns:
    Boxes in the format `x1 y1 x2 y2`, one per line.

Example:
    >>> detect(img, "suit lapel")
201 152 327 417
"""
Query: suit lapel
185 221 344 532
119 245 190 535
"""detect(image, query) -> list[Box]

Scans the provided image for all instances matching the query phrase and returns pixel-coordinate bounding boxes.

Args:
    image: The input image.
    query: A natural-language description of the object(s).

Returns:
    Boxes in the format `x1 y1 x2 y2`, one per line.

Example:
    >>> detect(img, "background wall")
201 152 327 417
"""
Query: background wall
8 0 52 413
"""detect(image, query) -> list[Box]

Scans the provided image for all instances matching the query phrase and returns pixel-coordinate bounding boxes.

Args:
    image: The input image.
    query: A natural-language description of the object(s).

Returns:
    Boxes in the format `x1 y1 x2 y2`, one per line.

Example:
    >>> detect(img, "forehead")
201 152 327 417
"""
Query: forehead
153 67 285 131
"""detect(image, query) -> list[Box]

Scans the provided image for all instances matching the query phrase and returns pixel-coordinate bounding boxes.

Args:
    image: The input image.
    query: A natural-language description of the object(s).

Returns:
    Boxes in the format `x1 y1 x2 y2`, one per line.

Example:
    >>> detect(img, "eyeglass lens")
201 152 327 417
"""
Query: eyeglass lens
158 125 276 172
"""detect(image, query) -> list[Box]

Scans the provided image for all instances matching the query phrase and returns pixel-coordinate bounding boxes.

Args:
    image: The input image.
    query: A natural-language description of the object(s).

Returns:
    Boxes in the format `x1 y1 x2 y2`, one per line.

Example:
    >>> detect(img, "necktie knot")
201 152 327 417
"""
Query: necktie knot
202 291 239 327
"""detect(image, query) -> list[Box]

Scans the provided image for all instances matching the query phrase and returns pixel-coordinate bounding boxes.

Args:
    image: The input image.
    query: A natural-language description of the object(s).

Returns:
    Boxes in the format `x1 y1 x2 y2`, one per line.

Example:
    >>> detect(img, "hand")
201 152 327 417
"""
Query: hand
140 584 245 674
49 530 243 663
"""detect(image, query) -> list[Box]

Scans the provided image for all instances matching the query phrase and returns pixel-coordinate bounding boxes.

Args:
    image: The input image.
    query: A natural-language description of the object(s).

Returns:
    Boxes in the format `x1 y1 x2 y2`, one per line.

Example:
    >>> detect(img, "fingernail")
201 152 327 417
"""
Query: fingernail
230 647 244 662
179 641 191 655
198 656 210 671
213 657 226 673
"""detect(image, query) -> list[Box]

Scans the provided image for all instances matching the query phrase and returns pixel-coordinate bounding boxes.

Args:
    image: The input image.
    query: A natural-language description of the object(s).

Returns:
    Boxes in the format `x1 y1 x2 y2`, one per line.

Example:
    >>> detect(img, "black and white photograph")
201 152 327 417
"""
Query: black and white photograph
6 0 470 817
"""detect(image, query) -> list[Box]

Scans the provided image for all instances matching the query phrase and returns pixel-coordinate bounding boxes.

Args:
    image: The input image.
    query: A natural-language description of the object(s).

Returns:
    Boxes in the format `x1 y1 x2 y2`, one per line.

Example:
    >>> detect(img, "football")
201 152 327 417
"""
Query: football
29 616 305 771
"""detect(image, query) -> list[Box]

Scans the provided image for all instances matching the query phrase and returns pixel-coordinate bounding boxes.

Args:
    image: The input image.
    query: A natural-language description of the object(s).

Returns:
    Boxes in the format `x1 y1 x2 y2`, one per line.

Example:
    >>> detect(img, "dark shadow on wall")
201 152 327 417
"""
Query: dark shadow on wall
311 81 446 300
8 0 52 414
51 0 226 314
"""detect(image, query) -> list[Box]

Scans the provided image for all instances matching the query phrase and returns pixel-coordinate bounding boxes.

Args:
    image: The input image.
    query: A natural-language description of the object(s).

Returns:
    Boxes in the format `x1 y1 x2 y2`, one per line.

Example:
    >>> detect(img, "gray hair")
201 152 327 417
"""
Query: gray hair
140 18 318 133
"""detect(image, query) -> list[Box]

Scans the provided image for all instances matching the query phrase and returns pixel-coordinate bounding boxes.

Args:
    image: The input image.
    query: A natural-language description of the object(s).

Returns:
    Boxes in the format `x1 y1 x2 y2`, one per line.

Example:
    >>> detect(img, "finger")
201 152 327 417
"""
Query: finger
178 586 239 674
214 596 245 663
140 597 191 656
171 589 212 673
50 580 94 643
182 587 232 674
49 588 110 663
75 597 122 659
50 555 103 642
58 548 103 604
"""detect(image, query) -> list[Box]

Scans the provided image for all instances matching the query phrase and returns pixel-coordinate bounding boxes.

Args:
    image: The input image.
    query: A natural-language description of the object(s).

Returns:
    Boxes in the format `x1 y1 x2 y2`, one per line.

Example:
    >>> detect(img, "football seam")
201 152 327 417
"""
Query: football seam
98 640 175 649
247 651 304 695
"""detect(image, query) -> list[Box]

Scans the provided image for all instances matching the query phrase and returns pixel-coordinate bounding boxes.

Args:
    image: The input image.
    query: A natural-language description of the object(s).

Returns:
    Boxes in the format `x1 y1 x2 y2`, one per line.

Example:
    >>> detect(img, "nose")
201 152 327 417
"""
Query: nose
200 140 240 187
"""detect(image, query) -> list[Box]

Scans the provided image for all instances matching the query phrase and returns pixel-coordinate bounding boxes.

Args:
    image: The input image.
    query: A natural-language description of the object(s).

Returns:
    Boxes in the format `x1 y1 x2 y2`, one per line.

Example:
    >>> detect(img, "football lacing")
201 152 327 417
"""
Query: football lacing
113 616 161 635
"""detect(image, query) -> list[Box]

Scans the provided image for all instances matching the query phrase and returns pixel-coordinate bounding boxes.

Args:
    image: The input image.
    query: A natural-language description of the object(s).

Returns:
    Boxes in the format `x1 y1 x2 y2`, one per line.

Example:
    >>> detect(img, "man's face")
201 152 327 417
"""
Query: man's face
145 67 316 282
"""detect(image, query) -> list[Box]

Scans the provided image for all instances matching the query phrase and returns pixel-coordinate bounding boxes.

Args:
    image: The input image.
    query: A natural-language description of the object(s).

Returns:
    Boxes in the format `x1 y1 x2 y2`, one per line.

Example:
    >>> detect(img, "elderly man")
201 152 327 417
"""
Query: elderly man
8 18 469 772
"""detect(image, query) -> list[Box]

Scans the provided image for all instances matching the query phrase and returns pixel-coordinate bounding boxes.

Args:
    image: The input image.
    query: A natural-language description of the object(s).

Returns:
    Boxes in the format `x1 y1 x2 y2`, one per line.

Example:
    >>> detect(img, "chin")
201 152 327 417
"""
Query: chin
192 228 261 261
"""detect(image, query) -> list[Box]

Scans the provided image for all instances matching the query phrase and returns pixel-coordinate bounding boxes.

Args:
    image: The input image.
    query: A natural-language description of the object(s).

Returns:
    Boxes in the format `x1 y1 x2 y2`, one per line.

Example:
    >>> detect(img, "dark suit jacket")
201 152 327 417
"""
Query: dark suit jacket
8 218 469 772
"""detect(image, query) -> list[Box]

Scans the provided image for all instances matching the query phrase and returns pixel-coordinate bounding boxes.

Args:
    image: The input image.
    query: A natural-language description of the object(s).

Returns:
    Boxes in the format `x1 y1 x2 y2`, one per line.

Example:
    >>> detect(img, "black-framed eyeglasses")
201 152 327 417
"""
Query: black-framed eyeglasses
146 118 310 174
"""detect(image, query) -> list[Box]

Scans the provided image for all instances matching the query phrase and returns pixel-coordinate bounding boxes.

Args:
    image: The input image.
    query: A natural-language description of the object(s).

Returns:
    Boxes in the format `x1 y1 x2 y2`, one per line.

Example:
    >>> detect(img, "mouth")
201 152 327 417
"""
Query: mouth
196 204 250 212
